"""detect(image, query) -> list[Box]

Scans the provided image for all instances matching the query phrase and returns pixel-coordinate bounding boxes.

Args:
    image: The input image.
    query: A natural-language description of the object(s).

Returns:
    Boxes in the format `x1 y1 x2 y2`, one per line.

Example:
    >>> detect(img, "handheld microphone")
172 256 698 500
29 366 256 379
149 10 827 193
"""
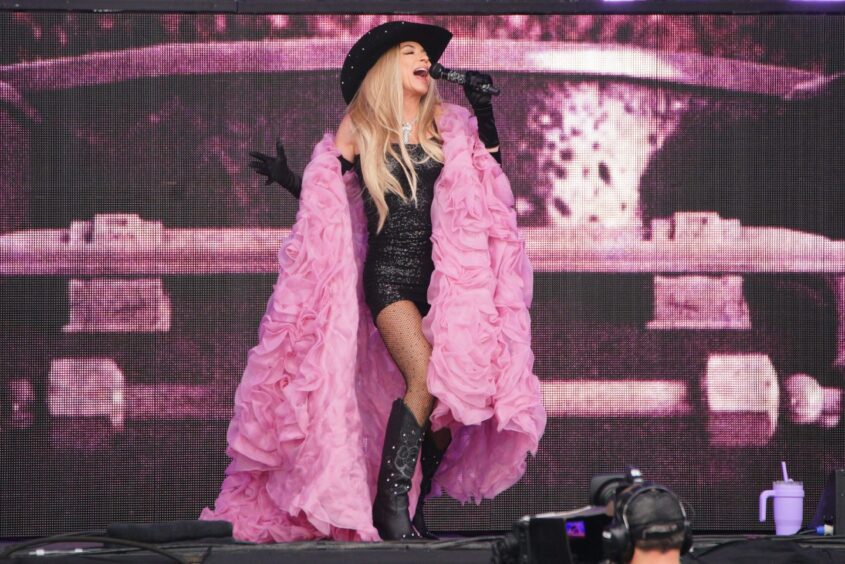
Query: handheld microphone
429 63 501 96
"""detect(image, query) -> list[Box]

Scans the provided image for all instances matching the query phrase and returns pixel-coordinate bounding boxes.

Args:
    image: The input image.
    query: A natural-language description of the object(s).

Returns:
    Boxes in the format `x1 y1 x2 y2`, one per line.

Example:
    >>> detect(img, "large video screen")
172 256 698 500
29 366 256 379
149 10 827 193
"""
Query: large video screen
2 13 845 537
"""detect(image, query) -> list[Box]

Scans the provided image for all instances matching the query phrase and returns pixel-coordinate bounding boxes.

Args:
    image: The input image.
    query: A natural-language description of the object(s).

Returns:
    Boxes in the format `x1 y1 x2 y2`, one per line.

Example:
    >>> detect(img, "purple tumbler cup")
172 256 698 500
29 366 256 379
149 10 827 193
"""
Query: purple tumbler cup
759 480 804 535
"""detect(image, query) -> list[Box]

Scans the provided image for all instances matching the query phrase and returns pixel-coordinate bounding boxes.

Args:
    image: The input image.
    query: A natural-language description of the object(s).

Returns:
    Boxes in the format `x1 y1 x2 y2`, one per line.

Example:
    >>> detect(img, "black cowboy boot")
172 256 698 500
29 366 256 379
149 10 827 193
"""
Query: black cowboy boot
411 425 447 539
372 399 425 540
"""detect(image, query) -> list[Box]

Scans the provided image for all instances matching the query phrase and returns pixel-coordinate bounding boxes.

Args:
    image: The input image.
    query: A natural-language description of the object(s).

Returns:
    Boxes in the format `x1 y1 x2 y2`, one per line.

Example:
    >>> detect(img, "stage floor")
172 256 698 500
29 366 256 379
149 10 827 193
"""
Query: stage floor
3 534 845 563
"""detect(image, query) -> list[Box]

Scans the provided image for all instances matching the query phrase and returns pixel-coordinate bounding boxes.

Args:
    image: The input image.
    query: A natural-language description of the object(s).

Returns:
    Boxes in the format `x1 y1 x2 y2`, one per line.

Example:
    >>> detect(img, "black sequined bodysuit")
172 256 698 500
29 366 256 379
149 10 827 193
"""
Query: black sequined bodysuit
356 144 444 320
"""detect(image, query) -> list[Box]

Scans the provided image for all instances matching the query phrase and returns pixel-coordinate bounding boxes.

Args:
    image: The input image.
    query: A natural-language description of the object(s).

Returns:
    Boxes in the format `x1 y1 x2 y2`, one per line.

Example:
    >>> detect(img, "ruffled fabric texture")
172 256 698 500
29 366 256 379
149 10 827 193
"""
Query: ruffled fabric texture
424 104 547 501
200 103 546 542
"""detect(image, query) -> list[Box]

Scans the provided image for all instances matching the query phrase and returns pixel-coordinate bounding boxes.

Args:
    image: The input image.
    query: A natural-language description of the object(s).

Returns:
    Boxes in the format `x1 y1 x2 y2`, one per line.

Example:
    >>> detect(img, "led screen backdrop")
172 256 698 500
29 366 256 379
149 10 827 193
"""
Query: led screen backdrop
2 13 845 537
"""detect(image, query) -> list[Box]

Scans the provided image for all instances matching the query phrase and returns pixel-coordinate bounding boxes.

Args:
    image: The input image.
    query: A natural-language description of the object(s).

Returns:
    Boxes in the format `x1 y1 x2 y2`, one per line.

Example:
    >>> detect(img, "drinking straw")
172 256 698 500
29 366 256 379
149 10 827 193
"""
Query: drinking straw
782 461 790 482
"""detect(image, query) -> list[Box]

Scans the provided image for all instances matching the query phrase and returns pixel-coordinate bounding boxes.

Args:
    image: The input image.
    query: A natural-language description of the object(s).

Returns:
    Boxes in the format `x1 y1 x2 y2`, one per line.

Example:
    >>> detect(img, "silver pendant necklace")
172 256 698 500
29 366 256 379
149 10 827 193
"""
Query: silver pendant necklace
401 117 417 145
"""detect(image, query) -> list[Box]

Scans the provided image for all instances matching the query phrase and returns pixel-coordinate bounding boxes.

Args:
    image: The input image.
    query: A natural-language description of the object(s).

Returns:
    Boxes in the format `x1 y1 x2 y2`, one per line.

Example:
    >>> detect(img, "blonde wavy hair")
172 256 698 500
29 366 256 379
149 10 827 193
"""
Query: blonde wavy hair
346 44 444 233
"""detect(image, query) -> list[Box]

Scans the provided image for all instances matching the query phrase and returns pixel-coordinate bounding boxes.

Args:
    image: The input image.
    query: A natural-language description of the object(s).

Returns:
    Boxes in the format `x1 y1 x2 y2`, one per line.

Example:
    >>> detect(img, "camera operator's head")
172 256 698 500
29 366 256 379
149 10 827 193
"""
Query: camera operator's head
602 482 692 564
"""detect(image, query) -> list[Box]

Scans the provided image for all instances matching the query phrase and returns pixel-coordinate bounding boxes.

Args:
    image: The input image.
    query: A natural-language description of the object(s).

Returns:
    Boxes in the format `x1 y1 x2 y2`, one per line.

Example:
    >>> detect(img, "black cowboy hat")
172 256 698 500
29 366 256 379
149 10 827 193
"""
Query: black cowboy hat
340 20 452 105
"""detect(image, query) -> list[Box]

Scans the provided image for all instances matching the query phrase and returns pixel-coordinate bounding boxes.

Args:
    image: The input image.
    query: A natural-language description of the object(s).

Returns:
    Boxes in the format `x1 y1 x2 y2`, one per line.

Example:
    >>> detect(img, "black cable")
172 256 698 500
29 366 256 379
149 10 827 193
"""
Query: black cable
58 529 107 536
771 534 845 542
689 537 754 557
690 533 845 557
427 534 504 549
790 535 845 547
0 535 188 563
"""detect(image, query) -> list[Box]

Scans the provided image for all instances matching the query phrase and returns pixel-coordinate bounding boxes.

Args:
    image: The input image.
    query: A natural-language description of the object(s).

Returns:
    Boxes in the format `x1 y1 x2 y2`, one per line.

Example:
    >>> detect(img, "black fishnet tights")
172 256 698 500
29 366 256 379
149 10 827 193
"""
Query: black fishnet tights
376 300 451 450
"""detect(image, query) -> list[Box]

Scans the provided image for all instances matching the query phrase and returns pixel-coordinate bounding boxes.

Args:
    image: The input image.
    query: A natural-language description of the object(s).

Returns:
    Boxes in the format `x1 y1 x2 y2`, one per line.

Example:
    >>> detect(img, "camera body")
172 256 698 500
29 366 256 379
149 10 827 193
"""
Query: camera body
502 505 610 564
492 469 690 564
589 468 644 508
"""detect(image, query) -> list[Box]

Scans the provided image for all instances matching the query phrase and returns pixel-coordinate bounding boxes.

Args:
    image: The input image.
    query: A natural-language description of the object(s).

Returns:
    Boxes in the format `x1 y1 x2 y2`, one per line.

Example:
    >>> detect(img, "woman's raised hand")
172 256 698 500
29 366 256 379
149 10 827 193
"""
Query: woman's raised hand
461 71 495 111
249 140 302 199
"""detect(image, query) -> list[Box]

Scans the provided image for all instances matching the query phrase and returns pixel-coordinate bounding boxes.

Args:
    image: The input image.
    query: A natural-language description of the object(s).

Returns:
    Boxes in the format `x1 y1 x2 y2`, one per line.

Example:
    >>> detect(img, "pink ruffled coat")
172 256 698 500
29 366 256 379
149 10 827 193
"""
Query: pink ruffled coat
200 102 547 542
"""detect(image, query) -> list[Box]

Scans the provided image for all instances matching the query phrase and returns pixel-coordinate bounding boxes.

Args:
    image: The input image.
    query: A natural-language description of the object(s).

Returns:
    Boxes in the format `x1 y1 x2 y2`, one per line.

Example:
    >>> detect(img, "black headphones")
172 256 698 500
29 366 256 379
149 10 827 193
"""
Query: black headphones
602 482 692 563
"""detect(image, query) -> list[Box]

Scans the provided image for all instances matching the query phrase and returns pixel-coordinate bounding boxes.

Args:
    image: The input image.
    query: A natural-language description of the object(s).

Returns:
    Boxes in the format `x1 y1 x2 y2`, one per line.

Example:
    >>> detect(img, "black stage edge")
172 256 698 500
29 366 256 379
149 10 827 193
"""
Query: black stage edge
2 537 499 564
4 535 845 564
6 0 845 14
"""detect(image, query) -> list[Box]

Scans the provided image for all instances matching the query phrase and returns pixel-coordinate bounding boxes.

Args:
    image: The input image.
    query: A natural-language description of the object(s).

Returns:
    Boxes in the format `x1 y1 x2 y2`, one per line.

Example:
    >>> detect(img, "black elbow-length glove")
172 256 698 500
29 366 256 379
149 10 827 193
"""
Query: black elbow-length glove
249 140 302 199
462 71 502 165
249 141 355 200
